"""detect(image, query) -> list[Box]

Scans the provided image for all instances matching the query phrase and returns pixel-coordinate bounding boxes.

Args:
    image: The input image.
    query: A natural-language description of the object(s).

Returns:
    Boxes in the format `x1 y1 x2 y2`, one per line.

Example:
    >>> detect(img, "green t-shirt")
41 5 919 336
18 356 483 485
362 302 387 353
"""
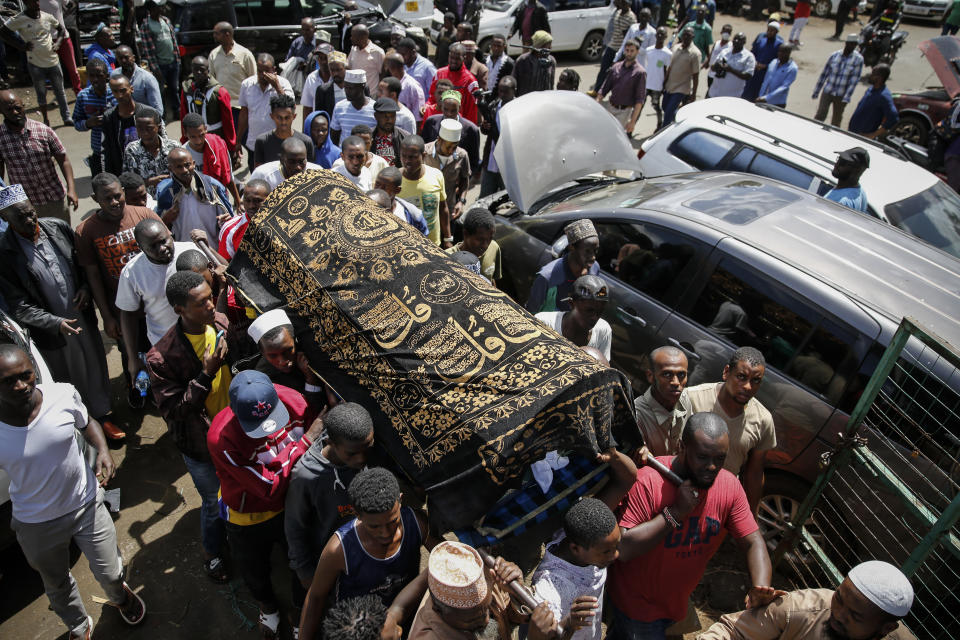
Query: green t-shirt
148 18 176 64
400 165 446 245
948 0 960 26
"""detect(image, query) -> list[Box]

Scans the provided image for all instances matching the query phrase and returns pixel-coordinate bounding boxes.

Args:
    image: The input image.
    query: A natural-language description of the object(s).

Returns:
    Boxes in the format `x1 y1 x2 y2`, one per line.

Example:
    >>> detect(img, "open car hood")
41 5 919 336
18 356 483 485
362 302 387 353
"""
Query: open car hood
494 90 643 212
919 36 960 99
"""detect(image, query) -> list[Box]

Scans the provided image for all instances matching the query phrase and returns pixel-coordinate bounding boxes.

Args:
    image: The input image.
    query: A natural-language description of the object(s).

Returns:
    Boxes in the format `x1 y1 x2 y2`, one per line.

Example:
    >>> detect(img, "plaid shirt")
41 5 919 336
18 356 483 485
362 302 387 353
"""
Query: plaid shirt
137 16 178 76
812 49 864 103
72 86 117 154
0 119 66 205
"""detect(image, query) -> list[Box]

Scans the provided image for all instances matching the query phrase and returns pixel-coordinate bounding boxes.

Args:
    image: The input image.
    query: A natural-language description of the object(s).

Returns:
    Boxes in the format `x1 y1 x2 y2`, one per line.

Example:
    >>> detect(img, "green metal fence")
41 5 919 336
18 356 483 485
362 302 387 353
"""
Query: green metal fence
772 317 960 640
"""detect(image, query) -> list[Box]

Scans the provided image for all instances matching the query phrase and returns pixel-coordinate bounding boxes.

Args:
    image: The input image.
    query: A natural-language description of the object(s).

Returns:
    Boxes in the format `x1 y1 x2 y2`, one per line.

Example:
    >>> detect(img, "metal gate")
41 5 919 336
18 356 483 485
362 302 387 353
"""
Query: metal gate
772 317 960 639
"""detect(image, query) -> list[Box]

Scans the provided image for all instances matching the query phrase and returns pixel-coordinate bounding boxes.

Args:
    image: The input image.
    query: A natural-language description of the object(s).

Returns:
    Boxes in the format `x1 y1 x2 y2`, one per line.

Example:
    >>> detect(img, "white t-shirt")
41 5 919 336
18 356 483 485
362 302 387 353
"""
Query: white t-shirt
239 75 295 151
300 69 323 110
0 383 95 523
707 48 756 98
644 46 673 92
331 160 374 190
250 160 325 189
532 535 607 640
115 241 194 344
536 311 612 361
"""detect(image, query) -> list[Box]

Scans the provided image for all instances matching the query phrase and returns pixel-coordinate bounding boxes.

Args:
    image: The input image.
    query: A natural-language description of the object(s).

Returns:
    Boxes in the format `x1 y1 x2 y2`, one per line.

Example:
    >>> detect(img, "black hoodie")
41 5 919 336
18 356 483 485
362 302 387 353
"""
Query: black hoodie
284 442 361 584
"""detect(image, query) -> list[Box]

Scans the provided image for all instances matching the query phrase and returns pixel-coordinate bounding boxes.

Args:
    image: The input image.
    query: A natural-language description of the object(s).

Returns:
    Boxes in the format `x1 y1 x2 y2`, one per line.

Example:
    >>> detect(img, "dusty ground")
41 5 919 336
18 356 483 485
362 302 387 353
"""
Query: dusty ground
0 11 942 638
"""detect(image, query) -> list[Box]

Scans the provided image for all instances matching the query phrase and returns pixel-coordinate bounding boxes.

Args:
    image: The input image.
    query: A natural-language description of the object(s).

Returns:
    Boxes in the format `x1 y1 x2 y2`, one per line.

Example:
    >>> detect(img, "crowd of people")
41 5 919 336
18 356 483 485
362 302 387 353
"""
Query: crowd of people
0 0 923 639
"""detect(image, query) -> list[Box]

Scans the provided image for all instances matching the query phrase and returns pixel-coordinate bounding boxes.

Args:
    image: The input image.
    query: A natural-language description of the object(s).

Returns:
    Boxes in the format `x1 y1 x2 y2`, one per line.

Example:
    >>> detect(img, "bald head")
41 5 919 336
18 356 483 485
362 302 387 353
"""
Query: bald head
682 412 728 446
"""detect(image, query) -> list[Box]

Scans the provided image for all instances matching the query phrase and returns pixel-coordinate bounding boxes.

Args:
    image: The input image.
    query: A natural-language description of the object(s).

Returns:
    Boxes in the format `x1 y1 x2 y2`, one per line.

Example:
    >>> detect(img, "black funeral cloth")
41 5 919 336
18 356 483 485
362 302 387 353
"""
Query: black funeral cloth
227 169 640 530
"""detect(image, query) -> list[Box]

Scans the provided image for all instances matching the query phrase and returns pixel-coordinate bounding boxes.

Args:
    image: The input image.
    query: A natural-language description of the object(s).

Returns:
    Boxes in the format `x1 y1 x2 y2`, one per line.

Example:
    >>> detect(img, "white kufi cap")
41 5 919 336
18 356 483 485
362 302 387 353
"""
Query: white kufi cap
438 118 462 143
247 308 293 344
344 69 367 84
847 561 914 618
0 184 28 211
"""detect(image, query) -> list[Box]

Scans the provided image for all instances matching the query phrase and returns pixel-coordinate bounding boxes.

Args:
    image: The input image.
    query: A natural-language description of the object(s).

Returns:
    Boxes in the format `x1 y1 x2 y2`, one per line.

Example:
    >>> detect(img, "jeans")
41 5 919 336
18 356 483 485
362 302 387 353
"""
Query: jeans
943 23 960 35
479 168 504 198
646 90 663 128
158 59 181 117
661 91 687 128
594 46 618 91
27 62 69 121
225 513 292 608
11 490 126 632
606 605 673 640
181 454 226 558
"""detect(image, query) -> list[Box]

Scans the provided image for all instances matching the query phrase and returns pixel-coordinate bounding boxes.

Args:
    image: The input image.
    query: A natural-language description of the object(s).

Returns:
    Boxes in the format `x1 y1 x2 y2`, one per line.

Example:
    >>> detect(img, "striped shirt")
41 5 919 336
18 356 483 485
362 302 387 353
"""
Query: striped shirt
812 49 864 103
329 97 377 135
72 86 117 154
609 8 636 50
218 211 248 260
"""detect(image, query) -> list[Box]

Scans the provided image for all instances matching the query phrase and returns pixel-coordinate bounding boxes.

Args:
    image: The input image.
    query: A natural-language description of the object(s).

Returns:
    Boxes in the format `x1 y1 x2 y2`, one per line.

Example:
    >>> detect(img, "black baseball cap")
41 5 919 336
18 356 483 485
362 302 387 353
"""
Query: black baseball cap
564 274 610 302
374 97 399 113
836 147 870 167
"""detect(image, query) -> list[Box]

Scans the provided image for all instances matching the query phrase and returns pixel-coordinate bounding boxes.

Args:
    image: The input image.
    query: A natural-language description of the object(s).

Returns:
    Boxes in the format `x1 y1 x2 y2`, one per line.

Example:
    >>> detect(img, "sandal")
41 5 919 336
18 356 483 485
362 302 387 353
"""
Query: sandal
258 610 280 640
115 582 146 625
205 556 229 583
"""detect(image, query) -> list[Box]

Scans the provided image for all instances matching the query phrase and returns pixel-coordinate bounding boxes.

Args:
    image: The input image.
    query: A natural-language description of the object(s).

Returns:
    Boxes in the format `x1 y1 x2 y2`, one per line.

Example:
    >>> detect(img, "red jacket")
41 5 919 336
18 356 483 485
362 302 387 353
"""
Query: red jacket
179 82 237 151
207 385 317 514
181 132 234 190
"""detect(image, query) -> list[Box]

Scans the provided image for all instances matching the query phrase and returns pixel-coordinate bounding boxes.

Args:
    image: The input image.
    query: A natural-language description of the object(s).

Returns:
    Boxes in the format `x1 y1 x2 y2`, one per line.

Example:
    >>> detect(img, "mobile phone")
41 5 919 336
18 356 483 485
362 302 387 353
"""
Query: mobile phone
215 329 225 347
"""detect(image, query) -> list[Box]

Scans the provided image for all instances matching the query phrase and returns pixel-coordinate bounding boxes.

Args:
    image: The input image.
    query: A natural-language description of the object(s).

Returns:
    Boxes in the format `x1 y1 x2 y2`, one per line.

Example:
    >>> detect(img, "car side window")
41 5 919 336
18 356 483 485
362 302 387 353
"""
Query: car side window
553 0 587 9
690 258 860 401
177 0 229 31
669 130 736 171
594 222 707 304
746 152 815 191
235 0 303 25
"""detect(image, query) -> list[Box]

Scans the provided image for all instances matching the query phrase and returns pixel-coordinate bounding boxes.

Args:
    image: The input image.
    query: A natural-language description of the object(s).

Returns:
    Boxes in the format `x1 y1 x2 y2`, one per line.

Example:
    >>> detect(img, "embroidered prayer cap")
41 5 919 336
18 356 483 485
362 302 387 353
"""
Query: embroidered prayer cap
0 184 28 211
247 308 293 344
427 541 488 609
345 69 367 84
848 561 913 618
439 118 462 142
440 89 462 104
228 370 290 440
328 51 348 65
316 30 332 44
531 30 553 48
564 219 598 245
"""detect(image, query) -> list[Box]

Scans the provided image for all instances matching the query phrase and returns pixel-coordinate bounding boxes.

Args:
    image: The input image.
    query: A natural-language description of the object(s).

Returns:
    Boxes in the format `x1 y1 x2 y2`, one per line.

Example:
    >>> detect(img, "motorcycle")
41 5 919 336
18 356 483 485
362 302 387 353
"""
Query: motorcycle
859 5 908 67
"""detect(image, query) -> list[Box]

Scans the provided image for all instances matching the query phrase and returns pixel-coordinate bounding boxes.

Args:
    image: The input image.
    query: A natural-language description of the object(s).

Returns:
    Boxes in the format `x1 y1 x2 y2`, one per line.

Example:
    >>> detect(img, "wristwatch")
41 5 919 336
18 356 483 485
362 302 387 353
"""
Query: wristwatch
443 236 454 243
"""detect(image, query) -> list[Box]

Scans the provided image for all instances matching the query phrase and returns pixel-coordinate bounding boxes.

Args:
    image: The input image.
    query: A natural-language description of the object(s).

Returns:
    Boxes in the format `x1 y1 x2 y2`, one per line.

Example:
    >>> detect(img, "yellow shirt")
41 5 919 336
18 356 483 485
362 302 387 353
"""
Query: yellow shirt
400 165 446 245
184 326 232 419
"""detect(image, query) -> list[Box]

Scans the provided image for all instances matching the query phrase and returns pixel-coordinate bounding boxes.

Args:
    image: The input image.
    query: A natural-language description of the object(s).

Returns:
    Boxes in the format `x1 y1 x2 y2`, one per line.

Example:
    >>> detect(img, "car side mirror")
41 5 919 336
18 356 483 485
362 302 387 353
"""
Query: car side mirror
550 235 569 259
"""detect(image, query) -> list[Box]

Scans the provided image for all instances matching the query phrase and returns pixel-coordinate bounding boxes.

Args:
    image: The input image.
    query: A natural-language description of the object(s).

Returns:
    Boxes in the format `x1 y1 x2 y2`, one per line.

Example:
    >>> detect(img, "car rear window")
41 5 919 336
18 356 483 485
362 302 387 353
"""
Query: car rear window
670 130 735 170
681 179 803 224
883 181 960 259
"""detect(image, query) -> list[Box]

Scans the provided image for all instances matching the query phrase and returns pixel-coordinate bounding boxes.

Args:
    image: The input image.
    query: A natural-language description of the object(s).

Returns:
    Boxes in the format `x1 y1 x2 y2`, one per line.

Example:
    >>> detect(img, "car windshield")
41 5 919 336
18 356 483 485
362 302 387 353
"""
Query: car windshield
483 0 516 11
536 177 688 215
883 181 960 259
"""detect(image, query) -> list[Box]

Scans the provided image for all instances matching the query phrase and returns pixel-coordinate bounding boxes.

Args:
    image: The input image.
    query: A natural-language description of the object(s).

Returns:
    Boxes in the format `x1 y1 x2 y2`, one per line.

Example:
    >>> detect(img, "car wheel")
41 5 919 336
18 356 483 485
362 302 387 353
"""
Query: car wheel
579 31 605 62
757 474 819 555
889 114 930 145
813 0 833 16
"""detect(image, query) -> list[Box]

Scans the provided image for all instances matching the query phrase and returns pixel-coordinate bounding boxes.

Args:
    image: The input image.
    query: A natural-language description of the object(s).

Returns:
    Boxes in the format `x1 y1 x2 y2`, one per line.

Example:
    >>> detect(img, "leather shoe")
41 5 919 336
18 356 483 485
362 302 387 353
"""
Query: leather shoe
101 419 126 440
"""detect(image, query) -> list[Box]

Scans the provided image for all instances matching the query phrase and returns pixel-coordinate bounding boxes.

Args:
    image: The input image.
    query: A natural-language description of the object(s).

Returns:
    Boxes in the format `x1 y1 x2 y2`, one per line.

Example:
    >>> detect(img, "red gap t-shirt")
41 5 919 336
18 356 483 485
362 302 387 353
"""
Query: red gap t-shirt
607 456 759 623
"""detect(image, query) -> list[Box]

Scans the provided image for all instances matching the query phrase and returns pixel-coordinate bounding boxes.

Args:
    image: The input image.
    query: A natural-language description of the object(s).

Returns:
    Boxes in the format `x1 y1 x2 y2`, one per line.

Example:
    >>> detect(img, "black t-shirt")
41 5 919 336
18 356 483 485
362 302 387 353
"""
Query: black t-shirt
253 131 315 167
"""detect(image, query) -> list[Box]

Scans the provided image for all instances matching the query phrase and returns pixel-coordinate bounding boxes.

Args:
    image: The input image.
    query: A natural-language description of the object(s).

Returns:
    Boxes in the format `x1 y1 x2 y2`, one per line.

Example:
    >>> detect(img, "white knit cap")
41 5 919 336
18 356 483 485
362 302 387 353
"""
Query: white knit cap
768 21 780 30
247 308 292 344
344 69 366 84
438 118 462 143
847 561 914 618
0 184 28 210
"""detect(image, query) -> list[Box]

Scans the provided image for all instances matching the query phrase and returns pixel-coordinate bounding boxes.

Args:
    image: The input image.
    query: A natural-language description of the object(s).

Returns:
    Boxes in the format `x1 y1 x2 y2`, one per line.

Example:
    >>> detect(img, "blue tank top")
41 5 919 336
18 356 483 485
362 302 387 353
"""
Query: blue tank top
334 506 423 606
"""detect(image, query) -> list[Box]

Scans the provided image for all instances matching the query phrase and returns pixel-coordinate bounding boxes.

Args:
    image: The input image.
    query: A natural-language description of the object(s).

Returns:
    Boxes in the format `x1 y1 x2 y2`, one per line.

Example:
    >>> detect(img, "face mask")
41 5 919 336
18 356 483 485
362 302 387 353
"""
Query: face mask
721 32 731 41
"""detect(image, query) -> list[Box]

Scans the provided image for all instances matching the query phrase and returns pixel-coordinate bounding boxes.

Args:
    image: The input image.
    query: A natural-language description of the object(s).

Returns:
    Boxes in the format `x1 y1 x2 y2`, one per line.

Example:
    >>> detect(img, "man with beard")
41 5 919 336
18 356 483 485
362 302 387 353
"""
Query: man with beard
371 98 410 168
525 219 601 314
634 346 691 456
685 347 775 514
429 43 479 124
699 560 914 639
608 413 773 640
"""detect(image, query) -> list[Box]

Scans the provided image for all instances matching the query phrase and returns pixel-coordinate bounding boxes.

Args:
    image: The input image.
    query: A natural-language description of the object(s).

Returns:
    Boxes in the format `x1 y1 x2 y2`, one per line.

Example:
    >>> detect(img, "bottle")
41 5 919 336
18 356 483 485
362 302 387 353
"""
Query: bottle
135 353 150 398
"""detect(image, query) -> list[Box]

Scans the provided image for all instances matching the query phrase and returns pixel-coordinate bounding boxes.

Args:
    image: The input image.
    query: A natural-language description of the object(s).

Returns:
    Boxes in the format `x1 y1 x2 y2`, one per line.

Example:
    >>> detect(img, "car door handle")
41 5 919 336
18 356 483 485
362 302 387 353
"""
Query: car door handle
617 306 647 327
667 337 701 362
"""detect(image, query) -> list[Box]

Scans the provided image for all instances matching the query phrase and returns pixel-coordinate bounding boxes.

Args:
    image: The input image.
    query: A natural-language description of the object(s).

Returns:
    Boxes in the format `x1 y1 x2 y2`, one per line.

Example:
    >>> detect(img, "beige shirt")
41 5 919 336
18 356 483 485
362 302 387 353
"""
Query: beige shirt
209 42 257 101
634 386 691 456
408 588 516 640
699 588 915 640
348 41 386 95
685 382 776 475
663 44 701 95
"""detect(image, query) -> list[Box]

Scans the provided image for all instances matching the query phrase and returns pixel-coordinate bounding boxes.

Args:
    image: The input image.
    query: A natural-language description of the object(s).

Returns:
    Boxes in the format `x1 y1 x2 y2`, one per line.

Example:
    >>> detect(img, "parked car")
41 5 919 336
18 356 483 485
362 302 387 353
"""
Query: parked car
171 0 429 63
432 0 611 61
474 90 960 549
638 96 960 260
901 0 948 21
0 308 54 550
890 36 960 144
778 0 847 18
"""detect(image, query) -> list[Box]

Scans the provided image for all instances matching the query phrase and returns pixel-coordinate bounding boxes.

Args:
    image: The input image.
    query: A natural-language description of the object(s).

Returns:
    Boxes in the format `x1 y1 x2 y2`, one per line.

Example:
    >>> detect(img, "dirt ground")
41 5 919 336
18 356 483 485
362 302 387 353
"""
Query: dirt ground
0 10 942 638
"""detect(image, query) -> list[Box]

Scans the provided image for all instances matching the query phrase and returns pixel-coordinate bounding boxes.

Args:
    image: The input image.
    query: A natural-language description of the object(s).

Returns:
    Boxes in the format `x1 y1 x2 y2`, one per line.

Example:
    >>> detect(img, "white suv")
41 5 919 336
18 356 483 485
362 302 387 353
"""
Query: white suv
433 0 611 61
638 97 960 259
